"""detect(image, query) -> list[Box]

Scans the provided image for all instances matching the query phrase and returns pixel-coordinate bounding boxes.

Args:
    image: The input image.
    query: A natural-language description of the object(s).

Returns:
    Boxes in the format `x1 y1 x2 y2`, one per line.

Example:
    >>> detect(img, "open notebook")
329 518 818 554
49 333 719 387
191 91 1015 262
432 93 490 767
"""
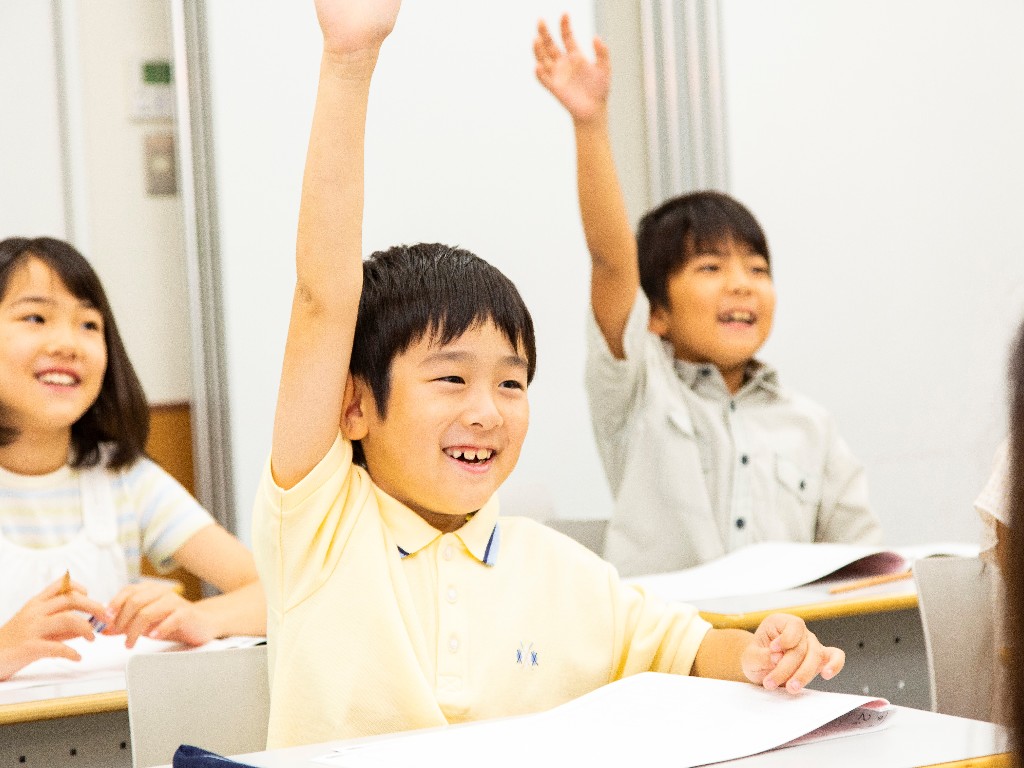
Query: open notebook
313 673 893 767
624 541 979 604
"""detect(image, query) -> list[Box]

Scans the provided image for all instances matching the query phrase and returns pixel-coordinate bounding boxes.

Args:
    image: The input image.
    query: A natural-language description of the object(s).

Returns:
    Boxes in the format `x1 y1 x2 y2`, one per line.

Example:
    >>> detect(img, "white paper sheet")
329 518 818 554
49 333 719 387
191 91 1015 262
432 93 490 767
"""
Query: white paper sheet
0 633 265 694
624 541 979 603
312 674 892 768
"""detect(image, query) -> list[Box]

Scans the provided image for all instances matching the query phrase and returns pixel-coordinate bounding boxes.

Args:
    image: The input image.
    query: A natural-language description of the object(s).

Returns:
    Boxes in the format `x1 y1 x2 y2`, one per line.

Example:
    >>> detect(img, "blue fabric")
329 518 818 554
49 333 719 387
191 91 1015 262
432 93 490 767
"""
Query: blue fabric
172 745 259 768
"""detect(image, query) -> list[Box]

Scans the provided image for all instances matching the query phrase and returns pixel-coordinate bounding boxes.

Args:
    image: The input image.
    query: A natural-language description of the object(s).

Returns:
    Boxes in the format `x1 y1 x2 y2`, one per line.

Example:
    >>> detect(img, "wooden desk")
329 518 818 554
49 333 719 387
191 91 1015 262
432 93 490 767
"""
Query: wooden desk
692 575 917 629
0 675 132 766
162 705 1006 768
691 577 929 709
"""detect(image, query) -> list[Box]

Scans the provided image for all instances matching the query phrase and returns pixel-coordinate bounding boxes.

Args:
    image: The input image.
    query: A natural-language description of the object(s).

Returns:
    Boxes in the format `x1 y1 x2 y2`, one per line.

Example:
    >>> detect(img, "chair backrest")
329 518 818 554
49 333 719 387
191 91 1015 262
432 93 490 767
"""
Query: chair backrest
544 518 608 555
126 645 270 768
913 556 999 721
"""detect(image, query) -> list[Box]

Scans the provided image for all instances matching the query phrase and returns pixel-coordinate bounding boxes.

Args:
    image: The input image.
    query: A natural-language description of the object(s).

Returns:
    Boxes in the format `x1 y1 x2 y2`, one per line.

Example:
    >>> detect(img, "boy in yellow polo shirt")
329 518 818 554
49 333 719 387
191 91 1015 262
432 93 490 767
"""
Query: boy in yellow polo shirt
253 0 845 749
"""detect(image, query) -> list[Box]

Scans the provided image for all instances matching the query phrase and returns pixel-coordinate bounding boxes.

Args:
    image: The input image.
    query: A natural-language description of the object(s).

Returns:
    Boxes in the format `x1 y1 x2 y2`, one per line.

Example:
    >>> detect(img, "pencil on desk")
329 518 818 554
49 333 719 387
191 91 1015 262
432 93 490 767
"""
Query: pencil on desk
60 569 72 595
828 569 913 594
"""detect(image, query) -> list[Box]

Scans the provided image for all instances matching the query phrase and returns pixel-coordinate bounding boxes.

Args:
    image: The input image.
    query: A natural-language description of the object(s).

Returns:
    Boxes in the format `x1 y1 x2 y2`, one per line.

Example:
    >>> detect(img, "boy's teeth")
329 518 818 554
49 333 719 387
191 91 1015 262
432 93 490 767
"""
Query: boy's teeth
445 448 494 462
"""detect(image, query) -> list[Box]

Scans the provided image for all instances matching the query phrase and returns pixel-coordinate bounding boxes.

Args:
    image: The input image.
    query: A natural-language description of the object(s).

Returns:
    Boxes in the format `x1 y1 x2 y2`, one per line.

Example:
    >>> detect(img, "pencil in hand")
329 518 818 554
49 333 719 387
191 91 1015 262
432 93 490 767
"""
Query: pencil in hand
61 569 108 632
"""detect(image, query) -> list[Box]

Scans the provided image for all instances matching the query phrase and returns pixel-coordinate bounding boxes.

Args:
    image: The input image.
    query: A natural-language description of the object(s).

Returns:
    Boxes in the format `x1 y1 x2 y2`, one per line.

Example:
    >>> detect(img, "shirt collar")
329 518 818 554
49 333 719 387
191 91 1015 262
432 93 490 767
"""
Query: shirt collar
376 487 502 567
671 353 780 397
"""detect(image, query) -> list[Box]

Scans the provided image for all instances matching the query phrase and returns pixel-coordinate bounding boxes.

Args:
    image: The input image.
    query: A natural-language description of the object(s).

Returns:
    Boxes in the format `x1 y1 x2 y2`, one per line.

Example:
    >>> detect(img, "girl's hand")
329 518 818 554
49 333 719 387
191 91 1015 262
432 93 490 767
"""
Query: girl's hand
534 14 611 124
0 576 110 681
105 582 216 648
742 614 845 693
314 0 401 59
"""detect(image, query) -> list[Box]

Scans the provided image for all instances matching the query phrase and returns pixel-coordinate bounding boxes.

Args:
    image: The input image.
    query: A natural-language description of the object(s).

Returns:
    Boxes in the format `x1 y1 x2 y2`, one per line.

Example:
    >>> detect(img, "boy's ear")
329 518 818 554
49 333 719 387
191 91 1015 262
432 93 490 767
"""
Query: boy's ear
340 375 371 441
648 304 670 338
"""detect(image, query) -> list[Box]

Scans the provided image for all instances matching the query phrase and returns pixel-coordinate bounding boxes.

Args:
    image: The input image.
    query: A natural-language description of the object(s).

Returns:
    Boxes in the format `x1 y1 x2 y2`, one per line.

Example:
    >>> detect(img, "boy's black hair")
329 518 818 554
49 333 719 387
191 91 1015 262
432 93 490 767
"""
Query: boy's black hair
636 190 771 311
349 243 536 466
0 237 150 470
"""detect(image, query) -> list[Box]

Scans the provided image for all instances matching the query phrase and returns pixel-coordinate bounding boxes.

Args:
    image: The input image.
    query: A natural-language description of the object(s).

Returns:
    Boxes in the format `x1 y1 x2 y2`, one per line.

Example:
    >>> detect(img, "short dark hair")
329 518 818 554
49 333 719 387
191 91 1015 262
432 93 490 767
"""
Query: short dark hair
636 190 770 311
1007 316 1024 741
0 237 149 470
349 243 536 465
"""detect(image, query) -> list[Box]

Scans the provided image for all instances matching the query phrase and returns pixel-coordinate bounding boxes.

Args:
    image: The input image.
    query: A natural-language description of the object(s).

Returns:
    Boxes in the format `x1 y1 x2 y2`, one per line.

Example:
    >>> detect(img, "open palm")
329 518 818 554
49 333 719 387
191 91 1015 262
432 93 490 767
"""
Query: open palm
533 15 611 123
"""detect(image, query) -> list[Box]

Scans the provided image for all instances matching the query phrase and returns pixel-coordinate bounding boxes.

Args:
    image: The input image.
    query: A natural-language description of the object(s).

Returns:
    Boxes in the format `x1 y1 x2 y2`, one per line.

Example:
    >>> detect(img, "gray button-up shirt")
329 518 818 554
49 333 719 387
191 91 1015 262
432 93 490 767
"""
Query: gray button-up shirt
586 291 882 576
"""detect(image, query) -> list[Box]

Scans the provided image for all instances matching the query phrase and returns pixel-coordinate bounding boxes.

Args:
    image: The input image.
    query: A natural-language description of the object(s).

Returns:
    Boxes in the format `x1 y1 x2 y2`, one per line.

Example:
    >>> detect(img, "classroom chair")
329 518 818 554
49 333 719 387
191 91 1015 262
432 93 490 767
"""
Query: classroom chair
543 518 609 555
913 556 1000 721
125 645 269 768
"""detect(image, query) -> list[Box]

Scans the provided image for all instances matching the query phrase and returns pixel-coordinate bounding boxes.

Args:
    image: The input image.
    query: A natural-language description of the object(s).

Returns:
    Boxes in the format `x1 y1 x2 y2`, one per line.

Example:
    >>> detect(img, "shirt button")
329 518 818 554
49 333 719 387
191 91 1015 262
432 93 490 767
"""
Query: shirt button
443 545 454 561
735 518 746 529
446 587 458 603
729 401 736 412
448 636 459 653
740 454 749 465
799 480 807 491
700 367 711 376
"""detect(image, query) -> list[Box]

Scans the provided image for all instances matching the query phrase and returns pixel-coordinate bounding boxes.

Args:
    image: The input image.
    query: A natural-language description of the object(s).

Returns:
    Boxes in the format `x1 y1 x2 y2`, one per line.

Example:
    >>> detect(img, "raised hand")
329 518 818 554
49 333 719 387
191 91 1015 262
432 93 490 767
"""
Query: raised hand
314 0 401 59
0 576 110 681
742 614 845 693
105 581 216 648
533 14 611 124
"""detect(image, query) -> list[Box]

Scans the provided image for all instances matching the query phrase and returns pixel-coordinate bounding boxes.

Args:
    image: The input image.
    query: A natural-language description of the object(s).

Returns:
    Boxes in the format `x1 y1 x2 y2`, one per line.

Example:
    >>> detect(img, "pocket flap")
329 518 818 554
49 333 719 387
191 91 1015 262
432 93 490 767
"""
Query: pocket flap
667 407 695 437
775 455 818 502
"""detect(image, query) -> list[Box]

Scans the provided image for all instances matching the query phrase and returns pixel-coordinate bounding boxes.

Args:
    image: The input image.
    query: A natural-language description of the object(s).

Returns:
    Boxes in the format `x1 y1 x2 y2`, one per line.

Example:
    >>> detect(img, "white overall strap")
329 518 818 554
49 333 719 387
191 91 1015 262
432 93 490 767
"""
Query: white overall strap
80 463 118 545
0 463 129 624
76 462 131 604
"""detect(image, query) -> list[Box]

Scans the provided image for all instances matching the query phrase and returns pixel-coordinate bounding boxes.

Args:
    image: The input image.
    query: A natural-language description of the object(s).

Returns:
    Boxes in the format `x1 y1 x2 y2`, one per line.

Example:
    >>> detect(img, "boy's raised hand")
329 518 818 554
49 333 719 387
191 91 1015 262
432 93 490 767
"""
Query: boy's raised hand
534 14 611 124
743 614 845 693
314 0 401 58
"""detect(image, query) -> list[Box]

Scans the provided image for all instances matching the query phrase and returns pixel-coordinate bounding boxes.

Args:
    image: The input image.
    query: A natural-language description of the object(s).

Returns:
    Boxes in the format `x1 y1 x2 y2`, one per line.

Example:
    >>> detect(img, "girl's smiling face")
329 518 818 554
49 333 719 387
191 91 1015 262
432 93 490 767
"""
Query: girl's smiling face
0 257 108 451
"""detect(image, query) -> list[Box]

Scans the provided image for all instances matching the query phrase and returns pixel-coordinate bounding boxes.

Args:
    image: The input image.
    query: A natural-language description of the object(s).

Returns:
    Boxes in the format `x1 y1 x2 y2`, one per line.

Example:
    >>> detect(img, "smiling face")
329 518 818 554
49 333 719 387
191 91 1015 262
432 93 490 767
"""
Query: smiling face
344 320 530 527
649 238 775 392
0 257 108 454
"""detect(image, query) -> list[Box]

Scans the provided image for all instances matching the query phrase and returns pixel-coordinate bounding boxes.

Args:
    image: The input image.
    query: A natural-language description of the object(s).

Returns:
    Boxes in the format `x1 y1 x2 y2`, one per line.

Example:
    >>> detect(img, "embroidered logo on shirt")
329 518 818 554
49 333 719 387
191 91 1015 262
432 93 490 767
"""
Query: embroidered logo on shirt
516 642 539 668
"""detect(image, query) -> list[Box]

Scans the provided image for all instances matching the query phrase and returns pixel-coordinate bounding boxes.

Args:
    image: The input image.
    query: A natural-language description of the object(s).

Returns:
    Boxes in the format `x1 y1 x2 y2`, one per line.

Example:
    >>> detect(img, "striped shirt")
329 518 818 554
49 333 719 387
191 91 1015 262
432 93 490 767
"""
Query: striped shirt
0 452 214 578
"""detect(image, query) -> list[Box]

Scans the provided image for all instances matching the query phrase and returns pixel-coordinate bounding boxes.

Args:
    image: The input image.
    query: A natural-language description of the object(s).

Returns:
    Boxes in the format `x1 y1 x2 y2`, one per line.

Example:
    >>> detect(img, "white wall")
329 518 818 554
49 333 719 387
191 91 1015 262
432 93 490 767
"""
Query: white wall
0 4 67 239
719 0 1024 544
204 1 607 540
208 1 1024 545
67 0 192 405
14 1 1021 550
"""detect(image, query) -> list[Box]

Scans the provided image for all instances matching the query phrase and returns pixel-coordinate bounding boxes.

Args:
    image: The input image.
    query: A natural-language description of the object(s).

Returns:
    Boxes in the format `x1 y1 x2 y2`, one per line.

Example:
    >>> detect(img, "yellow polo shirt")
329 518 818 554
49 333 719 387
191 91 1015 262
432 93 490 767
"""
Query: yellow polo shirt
252 435 711 748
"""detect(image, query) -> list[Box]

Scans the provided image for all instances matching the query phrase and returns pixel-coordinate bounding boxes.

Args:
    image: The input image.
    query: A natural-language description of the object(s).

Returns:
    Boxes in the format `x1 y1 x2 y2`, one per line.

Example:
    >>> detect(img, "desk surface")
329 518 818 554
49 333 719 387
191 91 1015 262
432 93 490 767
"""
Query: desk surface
186 706 1006 768
694 577 917 630
0 674 126 725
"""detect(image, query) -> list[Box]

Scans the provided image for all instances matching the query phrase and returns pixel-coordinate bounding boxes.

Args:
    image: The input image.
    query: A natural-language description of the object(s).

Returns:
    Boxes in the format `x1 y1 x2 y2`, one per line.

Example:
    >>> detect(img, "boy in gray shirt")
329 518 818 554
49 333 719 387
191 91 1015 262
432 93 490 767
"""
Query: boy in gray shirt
534 15 882 575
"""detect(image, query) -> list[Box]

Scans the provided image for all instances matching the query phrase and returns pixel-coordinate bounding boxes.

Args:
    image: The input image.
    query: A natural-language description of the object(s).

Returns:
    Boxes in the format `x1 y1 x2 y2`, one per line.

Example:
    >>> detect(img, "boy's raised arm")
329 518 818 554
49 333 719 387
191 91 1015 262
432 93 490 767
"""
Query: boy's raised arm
272 0 401 489
534 14 638 359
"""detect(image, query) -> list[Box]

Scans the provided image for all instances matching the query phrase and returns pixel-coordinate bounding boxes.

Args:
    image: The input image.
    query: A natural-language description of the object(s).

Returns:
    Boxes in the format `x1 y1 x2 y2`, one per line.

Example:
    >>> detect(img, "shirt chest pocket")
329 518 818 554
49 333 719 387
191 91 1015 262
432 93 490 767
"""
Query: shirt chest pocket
774 455 821 517
762 456 821 541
